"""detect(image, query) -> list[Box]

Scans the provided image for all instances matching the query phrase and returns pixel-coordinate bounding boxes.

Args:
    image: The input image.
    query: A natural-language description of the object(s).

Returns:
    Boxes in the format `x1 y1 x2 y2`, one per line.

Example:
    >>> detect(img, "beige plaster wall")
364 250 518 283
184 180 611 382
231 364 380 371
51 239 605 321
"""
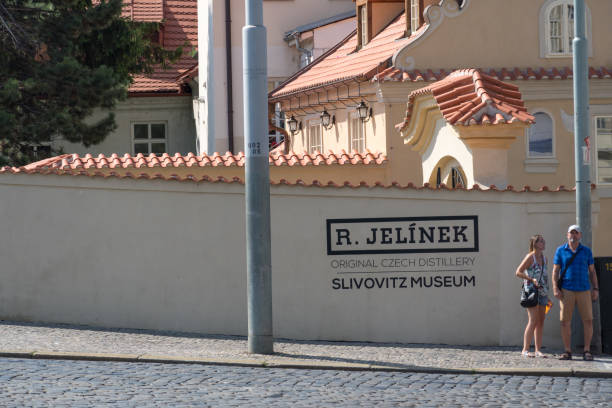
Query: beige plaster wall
312 18 356 59
396 0 612 71
1 173 604 347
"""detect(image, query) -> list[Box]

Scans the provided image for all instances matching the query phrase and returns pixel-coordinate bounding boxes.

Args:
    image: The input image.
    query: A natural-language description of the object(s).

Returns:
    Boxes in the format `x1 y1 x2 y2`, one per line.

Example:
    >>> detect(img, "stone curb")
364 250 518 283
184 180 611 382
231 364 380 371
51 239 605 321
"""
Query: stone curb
1 350 611 378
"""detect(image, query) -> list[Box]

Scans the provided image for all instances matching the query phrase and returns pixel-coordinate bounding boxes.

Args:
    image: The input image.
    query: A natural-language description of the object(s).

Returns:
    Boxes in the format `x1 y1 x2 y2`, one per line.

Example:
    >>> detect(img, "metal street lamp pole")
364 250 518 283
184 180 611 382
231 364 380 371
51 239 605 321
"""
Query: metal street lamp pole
572 0 599 352
243 0 273 354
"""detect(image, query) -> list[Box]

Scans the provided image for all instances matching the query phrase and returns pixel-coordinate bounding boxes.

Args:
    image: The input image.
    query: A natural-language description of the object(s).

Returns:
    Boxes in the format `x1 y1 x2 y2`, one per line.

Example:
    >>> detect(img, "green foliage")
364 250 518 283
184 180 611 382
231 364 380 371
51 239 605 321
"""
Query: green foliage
0 0 184 166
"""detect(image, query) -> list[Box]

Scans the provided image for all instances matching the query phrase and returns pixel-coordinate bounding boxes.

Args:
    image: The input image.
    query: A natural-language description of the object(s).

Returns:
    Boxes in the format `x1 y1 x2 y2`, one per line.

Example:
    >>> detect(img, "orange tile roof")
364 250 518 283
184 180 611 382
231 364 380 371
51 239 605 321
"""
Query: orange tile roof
397 69 535 131
374 66 612 82
123 0 198 94
270 12 419 99
121 0 164 22
0 163 585 193
19 151 387 171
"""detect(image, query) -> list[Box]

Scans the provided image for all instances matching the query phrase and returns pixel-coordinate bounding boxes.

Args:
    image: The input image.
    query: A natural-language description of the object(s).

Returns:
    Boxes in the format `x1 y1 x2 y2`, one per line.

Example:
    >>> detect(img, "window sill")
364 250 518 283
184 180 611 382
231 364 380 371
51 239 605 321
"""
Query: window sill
543 53 573 58
523 157 560 173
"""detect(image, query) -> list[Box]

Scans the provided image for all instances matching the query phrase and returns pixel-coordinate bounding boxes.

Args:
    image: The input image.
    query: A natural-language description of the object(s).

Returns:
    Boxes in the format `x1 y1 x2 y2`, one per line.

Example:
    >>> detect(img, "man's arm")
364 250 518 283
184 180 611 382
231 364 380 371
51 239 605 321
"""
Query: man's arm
552 264 562 299
589 264 599 301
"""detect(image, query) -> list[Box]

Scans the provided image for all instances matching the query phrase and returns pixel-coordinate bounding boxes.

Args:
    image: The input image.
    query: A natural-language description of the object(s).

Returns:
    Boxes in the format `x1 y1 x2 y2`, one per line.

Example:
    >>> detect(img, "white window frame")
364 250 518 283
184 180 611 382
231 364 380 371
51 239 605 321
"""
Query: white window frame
523 109 559 173
591 105 612 191
349 114 366 153
539 0 592 58
308 120 323 154
358 4 368 47
410 0 420 34
132 121 168 155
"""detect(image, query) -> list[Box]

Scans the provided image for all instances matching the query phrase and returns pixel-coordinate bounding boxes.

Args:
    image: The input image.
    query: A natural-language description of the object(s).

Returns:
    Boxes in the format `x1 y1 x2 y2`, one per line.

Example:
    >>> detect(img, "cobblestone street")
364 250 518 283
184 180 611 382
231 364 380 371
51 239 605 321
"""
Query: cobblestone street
1 357 611 407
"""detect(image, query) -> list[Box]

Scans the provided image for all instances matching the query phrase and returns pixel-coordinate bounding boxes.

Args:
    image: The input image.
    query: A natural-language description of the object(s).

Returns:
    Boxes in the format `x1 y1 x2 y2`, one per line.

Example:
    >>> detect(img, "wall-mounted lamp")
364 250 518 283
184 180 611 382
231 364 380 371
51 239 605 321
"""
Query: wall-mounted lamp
287 115 302 134
357 101 372 122
320 110 335 130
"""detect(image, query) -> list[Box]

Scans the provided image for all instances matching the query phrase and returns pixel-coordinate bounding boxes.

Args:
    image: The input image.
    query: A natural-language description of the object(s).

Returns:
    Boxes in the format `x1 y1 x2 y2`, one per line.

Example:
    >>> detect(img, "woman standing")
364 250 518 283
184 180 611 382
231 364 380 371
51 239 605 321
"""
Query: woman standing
515 234 550 358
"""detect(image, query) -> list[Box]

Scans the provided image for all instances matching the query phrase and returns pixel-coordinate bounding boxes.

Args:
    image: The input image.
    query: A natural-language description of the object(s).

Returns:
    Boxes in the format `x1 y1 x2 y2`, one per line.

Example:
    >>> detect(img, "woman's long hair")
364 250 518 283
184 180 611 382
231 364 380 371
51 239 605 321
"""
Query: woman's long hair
529 234 544 252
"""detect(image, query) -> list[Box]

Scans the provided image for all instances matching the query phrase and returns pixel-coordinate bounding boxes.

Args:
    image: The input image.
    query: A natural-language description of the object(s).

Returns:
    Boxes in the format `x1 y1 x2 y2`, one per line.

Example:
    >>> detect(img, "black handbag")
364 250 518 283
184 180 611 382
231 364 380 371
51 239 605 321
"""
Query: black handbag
520 260 544 308
520 284 539 308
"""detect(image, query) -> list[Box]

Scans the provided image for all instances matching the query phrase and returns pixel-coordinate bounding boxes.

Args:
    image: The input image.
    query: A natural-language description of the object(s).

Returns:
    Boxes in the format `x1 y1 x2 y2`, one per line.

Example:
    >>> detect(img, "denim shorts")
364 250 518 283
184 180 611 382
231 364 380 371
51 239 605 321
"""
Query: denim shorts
538 294 548 306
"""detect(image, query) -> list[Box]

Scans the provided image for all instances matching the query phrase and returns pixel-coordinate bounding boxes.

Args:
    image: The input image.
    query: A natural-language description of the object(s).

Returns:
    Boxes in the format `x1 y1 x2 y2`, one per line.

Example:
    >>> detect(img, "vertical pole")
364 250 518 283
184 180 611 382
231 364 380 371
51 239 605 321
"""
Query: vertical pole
243 0 273 354
572 0 599 352
196 0 215 155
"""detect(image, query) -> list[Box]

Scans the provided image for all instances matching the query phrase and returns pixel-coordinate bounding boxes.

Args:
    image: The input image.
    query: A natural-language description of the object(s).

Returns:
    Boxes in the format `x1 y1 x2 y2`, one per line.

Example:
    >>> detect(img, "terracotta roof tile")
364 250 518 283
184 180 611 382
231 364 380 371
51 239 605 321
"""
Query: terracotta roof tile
122 0 198 94
19 151 387 172
122 0 164 22
270 13 420 99
374 66 612 83
397 69 535 131
0 164 587 193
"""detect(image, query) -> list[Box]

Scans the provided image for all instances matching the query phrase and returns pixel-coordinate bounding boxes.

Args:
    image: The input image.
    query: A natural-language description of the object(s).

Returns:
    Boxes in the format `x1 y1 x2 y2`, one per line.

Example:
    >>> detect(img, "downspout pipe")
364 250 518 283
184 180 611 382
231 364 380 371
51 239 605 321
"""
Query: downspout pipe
288 31 312 67
225 0 235 152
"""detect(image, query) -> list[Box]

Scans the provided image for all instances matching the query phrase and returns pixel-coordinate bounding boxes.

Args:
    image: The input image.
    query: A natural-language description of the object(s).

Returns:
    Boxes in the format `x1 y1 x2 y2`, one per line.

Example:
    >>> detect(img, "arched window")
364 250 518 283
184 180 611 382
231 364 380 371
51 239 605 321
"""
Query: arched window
528 112 554 158
430 157 467 188
539 0 591 58
548 1 573 55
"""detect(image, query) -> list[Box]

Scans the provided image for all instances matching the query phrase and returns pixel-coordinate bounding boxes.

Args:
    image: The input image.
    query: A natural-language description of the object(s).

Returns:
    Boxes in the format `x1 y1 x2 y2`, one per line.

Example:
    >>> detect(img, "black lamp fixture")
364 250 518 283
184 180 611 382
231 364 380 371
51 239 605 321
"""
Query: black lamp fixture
357 101 372 122
320 110 335 130
287 115 301 134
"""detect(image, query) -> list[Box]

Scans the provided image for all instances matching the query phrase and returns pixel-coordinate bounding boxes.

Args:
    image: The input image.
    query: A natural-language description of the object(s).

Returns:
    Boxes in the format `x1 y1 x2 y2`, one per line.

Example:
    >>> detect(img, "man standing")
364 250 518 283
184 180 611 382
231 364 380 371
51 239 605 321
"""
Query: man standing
552 225 599 361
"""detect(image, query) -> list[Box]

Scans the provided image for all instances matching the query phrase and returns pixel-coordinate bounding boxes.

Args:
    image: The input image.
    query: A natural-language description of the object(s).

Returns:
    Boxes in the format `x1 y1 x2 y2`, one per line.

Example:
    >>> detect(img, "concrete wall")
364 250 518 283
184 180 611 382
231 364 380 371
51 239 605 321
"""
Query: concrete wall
0 173 601 348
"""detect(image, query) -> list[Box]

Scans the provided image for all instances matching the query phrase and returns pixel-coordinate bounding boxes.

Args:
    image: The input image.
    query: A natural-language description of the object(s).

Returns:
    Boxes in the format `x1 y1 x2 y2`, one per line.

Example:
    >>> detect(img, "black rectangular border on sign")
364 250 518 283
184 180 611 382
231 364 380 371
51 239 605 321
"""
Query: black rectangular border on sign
326 215 479 255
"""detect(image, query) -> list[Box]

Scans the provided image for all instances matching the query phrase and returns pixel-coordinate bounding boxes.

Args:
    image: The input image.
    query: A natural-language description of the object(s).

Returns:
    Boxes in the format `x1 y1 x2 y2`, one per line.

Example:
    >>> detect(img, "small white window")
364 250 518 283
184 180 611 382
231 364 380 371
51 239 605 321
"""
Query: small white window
596 116 612 185
132 122 167 155
350 117 365 153
528 112 554 158
308 122 322 154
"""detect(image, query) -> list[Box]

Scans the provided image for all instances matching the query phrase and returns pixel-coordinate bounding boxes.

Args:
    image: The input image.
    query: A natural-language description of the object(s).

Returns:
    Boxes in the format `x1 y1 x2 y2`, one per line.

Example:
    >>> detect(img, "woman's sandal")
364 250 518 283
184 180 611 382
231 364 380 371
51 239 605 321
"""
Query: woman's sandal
535 351 547 358
558 351 572 360
583 351 594 361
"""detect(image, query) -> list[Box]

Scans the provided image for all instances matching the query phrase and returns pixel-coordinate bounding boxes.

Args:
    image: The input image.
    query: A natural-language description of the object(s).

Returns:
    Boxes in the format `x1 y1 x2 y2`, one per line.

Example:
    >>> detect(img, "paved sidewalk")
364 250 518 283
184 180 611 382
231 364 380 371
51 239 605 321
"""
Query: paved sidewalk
1 320 611 377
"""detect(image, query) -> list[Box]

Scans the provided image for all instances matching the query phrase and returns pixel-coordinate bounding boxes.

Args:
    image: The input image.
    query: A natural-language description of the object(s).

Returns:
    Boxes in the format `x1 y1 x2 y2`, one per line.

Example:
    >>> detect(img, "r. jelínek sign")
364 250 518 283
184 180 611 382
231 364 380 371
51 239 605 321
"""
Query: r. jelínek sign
326 216 479 291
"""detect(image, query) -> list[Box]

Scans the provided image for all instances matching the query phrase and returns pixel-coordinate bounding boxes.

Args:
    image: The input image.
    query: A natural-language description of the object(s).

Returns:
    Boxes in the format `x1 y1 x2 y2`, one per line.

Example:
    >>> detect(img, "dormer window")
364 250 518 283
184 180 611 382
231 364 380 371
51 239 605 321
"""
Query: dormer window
357 0 404 47
410 0 420 34
405 0 423 35
356 0 371 48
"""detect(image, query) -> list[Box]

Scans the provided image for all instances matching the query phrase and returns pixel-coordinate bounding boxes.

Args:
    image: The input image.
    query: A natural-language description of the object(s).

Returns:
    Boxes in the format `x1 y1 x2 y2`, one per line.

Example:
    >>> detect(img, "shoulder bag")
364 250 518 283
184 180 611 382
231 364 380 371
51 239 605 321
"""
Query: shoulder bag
520 267 543 308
